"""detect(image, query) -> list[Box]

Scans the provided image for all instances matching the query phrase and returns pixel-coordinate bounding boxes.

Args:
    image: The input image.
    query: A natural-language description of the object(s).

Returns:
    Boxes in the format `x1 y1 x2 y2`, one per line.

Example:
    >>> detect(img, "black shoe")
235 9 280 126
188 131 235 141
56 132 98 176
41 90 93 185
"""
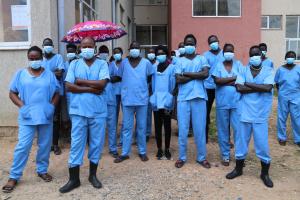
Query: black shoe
109 151 119 158
88 162 102 189
53 145 62 155
59 166 81 193
226 159 244 179
296 142 300 148
156 149 163 160
114 155 129 163
165 149 171 160
260 161 273 188
139 154 149 162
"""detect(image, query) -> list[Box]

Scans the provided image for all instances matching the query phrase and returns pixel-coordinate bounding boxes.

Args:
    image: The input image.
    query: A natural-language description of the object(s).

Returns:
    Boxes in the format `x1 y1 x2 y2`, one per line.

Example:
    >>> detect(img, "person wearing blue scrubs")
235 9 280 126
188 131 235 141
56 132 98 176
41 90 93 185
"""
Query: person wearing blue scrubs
212 43 242 166
59 37 109 193
226 46 274 188
2 46 60 193
275 51 300 147
259 43 274 69
150 45 175 160
106 47 123 158
97 45 110 62
42 38 65 155
174 34 211 169
114 41 154 163
203 35 224 143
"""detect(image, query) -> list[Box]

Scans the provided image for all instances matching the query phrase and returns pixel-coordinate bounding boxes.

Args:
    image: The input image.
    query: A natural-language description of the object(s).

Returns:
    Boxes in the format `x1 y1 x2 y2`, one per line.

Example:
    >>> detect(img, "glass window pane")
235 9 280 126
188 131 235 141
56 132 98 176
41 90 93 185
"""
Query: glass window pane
269 16 281 29
193 0 216 16
152 26 167 45
289 40 298 54
218 0 240 16
286 16 299 38
0 0 29 43
136 26 151 45
135 0 167 5
261 16 268 28
297 41 300 60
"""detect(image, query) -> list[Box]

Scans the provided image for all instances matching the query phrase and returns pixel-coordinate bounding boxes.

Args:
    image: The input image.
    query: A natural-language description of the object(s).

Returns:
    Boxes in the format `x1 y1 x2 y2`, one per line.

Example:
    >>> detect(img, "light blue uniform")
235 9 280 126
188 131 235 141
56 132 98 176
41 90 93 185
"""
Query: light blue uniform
65 58 109 167
212 60 242 161
43 54 64 95
262 58 274 69
275 65 300 143
9 68 59 180
118 57 154 156
175 55 210 162
203 50 224 89
235 65 274 164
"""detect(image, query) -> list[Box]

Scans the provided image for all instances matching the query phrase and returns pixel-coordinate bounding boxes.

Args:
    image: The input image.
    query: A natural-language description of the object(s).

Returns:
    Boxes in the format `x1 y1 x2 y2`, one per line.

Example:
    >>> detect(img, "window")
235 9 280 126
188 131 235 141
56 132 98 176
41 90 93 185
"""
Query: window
0 0 31 49
261 15 282 29
135 0 168 6
193 0 241 17
286 16 300 60
75 0 97 23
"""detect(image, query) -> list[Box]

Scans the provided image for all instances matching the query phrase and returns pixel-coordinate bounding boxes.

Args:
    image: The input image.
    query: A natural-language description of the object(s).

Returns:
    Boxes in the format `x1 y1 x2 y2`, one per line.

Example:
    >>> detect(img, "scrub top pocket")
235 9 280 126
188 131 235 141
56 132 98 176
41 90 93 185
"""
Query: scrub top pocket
19 105 31 119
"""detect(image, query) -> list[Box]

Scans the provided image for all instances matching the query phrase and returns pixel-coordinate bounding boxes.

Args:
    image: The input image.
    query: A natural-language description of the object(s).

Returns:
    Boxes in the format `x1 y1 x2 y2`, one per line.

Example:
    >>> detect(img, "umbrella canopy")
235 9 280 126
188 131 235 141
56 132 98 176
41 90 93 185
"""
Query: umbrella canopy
62 20 127 44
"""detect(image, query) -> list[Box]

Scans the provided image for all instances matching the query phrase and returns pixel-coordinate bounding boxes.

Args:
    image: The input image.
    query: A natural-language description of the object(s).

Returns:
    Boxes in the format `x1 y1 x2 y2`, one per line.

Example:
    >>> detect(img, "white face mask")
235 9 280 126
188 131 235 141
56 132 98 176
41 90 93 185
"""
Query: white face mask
98 53 109 61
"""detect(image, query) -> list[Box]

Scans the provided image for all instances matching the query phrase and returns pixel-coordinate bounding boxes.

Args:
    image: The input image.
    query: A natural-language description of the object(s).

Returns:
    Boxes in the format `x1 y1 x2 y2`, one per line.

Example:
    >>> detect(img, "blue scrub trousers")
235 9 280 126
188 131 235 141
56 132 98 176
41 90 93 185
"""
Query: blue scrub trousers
68 115 106 167
121 105 148 156
235 122 271 164
277 97 300 143
10 124 53 180
107 105 118 153
177 98 207 162
216 108 238 160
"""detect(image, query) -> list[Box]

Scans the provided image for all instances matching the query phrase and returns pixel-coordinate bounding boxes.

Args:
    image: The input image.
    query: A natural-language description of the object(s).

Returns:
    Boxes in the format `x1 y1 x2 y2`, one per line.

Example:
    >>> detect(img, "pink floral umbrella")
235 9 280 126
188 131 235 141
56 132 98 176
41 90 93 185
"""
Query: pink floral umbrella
61 20 127 44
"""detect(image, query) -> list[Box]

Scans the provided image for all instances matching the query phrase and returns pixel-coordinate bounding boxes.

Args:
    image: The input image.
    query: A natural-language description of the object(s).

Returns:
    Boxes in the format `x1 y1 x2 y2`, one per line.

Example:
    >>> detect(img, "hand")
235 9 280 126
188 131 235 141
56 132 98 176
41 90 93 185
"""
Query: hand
91 88 102 95
54 70 62 78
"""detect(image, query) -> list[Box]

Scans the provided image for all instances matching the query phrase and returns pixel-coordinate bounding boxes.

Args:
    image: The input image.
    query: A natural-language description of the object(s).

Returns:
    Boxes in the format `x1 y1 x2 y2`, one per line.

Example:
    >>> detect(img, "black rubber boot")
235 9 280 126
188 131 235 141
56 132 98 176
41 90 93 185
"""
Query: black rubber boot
59 166 81 193
89 162 102 189
226 159 244 179
260 161 274 188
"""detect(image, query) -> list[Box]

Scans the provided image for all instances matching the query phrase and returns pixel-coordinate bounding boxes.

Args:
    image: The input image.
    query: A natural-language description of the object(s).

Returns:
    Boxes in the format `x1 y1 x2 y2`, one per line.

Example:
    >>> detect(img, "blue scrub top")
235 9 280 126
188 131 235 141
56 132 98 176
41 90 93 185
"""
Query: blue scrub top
275 64 300 100
203 50 224 89
105 61 120 106
175 55 210 101
43 54 65 95
117 57 154 106
236 65 274 123
65 58 110 118
10 68 60 125
212 60 243 109
150 63 176 111
109 61 122 95
262 58 274 69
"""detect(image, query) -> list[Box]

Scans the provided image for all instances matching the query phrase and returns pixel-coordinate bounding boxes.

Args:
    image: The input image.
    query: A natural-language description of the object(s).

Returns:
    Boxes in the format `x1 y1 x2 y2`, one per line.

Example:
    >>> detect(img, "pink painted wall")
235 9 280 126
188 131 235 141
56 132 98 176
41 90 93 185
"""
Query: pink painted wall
169 0 261 64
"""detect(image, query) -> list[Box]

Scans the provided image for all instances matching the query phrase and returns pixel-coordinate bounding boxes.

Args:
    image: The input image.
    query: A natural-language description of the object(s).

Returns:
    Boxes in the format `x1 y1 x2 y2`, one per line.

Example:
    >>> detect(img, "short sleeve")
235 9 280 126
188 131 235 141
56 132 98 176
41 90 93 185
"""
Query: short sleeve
174 60 182 74
51 73 60 93
146 59 154 76
57 54 65 70
274 68 280 83
200 56 210 69
65 60 76 84
169 65 176 93
9 70 22 92
235 68 245 85
117 60 125 77
264 69 275 85
99 61 110 80
211 63 221 77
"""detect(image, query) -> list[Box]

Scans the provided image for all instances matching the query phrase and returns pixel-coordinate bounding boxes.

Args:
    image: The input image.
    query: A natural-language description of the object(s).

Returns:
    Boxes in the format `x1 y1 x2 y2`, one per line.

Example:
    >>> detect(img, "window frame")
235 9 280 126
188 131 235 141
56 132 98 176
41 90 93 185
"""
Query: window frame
192 0 242 18
0 0 32 50
286 15 300 61
136 24 168 47
261 15 282 30
134 0 168 6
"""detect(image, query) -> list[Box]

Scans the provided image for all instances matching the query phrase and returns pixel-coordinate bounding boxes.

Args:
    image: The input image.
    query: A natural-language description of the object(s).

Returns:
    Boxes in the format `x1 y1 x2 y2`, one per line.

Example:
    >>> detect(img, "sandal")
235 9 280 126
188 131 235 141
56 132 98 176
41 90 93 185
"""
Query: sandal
197 160 211 169
38 173 53 182
175 160 185 168
2 179 17 193
114 155 129 163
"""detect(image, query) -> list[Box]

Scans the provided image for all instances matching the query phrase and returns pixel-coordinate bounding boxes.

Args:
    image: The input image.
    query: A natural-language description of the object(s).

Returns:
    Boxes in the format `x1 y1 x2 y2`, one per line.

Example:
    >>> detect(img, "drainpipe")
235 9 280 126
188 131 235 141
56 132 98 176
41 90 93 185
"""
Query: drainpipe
112 0 116 49
57 0 65 56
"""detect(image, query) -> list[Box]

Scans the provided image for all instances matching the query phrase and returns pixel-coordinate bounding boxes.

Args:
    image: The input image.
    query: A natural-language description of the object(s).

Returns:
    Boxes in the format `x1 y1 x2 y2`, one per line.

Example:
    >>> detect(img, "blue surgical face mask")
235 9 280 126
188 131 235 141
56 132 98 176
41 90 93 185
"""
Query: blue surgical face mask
67 53 77 60
147 53 155 61
98 53 109 61
178 47 186 55
286 57 295 65
81 48 95 60
185 45 196 55
261 51 267 56
113 53 122 61
250 56 262 67
210 42 219 51
43 46 54 54
130 49 140 58
223 52 234 61
29 60 43 69
156 55 167 63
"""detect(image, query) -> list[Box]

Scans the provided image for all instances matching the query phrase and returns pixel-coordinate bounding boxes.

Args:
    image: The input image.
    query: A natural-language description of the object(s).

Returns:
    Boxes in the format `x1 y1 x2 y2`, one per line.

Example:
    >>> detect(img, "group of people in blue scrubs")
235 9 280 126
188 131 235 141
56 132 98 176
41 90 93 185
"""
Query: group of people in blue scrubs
3 32 300 193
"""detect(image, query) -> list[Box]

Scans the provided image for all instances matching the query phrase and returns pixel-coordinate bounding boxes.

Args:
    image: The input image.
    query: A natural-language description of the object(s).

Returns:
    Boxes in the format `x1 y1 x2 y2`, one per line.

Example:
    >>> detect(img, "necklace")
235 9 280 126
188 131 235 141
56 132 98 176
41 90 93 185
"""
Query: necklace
250 65 262 71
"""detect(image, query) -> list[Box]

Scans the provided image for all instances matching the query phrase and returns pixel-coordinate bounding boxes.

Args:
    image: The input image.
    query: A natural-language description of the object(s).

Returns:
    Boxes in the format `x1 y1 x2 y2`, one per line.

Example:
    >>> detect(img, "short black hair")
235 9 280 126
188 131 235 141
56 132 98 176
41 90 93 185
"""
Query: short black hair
66 43 77 50
259 43 267 48
155 45 168 55
223 43 234 51
285 51 296 59
43 38 53 45
249 45 261 56
184 34 197 45
99 45 109 53
27 46 43 57
113 47 123 55
208 35 218 43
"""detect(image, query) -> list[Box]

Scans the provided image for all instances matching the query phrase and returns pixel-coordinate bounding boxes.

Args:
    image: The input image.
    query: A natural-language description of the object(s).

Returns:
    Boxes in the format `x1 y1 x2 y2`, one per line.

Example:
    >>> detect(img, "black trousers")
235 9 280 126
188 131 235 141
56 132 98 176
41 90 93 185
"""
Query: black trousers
53 99 62 146
154 109 171 150
206 89 215 143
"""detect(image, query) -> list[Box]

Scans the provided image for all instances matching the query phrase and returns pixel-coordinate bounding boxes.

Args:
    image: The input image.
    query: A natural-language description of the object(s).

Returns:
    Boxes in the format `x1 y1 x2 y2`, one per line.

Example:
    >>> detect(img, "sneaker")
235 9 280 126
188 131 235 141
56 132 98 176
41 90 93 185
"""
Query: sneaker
164 149 171 160
156 149 163 160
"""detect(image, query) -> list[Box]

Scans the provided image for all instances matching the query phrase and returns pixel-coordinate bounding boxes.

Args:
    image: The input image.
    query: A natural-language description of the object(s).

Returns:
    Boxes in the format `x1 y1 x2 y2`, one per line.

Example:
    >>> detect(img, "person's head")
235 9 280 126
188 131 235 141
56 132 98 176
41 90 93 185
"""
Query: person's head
208 35 219 51
259 43 268 57
171 51 176 57
285 51 296 65
155 45 168 64
249 45 262 67
112 47 123 62
27 46 43 69
66 43 77 60
129 41 141 58
178 42 185 56
98 45 109 61
184 34 197 55
223 43 235 62
147 47 156 61
42 38 54 54
80 37 96 60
